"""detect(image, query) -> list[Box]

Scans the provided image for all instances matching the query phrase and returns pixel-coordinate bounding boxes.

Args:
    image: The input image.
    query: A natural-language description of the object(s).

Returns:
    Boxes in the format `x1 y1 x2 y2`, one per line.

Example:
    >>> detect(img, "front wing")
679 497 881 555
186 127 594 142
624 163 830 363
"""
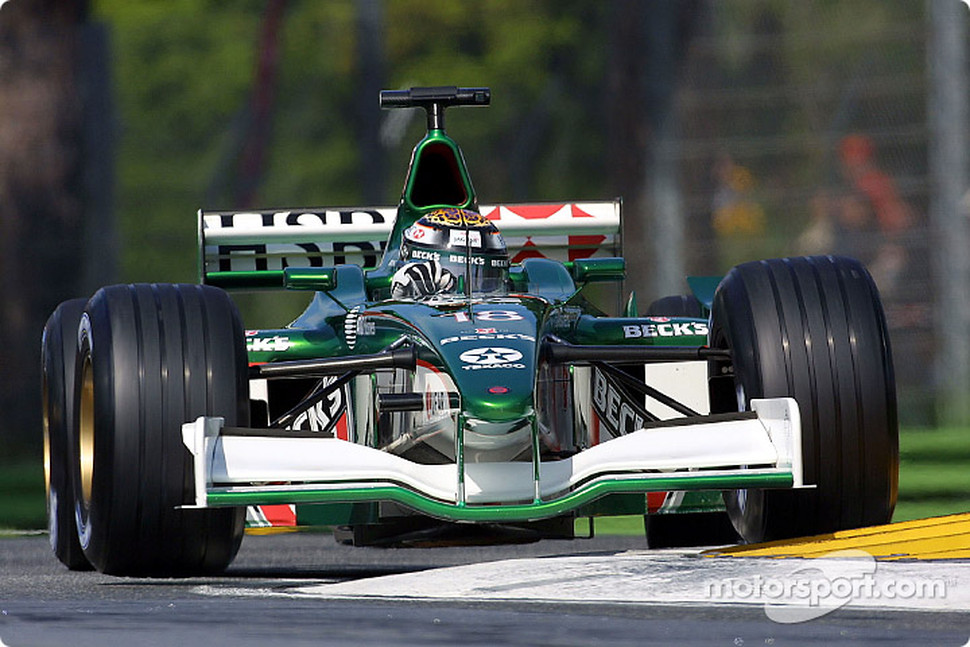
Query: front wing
182 398 805 523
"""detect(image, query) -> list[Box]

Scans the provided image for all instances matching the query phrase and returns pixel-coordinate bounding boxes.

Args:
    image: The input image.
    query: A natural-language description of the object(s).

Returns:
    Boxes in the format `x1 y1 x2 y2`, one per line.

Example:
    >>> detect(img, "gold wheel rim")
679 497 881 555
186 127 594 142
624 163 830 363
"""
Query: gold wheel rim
79 356 95 507
42 370 51 498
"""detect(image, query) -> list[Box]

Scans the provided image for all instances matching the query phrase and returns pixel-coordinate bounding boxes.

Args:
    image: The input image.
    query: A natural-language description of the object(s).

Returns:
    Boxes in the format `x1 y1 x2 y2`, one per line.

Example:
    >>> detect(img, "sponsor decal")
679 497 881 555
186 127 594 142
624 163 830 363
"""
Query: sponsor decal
451 309 525 323
448 229 483 248
442 254 506 267
213 240 387 272
488 386 510 394
406 224 428 240
424 294 477 306
344 307 361 349
459 346 526 371
344 308 375 349
213 209 387 230
476 327 498 334
246 335 292 353
357 316 375 336
440 332 535 346
460 347 523 364
591 366 651 437
623 321 709 339
411 249 441 262
448 253 486 265
208 210 389 271
462 363 526 371
288 375 348 434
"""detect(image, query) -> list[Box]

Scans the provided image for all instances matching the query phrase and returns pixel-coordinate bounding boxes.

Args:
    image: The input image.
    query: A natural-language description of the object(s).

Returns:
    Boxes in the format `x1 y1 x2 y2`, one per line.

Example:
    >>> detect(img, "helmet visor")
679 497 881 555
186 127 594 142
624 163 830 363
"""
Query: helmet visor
441 250 509 295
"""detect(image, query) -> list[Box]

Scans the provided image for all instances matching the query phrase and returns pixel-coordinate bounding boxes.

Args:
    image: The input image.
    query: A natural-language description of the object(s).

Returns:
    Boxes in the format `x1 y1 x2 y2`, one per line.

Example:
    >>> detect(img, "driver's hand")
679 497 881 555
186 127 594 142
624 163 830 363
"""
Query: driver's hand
391 260 457 299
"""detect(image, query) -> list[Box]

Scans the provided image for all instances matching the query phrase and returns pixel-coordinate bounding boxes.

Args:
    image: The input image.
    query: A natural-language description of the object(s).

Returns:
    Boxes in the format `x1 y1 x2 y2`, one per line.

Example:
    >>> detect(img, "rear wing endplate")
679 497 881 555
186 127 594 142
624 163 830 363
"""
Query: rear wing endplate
199 201 621 289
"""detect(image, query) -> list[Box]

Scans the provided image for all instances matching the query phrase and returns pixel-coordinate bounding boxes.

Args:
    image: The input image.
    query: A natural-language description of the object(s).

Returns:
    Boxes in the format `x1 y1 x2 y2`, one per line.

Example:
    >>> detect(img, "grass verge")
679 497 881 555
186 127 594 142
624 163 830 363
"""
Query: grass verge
0 458 45 531
895 426 970 521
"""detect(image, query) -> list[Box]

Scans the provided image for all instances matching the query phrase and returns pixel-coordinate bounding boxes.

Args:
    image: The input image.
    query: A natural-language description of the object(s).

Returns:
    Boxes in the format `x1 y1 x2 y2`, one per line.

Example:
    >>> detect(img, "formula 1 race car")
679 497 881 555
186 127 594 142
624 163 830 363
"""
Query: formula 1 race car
42 86 898 576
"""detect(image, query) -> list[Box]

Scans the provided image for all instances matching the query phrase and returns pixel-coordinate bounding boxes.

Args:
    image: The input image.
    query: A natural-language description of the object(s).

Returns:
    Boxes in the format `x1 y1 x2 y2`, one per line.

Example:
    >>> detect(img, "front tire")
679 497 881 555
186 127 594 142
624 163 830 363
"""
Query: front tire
71 284 248 575
42 298 92 570
710 256 898 543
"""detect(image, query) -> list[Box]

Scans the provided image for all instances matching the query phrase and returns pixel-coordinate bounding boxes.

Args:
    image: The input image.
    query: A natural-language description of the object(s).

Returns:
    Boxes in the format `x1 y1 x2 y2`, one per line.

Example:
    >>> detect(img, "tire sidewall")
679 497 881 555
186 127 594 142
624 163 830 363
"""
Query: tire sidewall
72 309 111 566
42 298 92 570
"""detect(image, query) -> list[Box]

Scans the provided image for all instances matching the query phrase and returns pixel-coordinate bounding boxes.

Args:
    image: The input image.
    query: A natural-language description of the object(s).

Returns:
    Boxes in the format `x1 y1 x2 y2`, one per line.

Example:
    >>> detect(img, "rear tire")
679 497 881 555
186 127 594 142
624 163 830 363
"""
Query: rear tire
42 298 92 570
709 256 898 543
71 284 248 575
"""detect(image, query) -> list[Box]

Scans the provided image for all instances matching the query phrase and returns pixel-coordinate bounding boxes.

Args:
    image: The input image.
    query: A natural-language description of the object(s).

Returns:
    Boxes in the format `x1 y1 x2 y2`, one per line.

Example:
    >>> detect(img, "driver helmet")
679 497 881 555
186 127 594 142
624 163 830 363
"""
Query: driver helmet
400 207 509 294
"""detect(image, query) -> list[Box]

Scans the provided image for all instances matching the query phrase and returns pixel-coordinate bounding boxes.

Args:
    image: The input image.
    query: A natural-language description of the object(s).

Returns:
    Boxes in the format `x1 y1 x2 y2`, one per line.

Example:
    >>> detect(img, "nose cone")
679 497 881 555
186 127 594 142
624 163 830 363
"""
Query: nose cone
459 376 534 423
424 302 540 424
447 344 535 422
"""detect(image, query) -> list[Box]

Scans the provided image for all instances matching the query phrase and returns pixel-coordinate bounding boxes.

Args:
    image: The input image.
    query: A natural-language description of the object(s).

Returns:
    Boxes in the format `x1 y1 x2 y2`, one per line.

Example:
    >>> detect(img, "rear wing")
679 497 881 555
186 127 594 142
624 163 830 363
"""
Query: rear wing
199 201 621 289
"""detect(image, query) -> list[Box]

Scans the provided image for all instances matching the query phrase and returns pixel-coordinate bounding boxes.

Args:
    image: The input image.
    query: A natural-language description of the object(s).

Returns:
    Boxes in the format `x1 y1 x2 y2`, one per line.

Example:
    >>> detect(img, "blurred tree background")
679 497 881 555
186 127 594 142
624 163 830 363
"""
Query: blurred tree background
1 0 966 463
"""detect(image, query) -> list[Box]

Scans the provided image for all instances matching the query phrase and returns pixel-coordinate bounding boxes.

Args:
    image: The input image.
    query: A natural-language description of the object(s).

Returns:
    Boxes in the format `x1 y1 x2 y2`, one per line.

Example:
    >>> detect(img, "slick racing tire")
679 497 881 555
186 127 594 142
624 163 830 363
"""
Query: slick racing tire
42 298 93 571
644 294 738 549
71 284 248 576
710 256 898 543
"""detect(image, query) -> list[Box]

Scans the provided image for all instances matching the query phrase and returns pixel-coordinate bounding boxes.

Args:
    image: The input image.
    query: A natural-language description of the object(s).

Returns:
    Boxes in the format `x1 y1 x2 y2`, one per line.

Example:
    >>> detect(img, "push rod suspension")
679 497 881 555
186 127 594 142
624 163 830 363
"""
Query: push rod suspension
251 345 417 378
543 340 730 365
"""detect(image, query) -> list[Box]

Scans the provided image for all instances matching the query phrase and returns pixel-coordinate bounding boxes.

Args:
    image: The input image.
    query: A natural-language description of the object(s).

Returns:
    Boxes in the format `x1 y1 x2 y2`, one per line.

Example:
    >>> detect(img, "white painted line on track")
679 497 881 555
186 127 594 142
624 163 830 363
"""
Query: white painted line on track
291 549 970 615
0 530 46 538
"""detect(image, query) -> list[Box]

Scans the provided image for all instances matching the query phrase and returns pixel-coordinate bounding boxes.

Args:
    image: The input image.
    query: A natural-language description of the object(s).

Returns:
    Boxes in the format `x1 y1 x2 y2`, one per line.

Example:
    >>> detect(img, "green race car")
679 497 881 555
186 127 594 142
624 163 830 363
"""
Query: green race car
42 87 898 576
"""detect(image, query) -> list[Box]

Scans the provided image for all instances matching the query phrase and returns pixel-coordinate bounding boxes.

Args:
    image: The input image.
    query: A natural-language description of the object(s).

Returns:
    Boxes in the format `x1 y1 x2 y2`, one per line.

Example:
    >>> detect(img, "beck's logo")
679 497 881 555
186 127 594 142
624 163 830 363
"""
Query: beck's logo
623 321 708 338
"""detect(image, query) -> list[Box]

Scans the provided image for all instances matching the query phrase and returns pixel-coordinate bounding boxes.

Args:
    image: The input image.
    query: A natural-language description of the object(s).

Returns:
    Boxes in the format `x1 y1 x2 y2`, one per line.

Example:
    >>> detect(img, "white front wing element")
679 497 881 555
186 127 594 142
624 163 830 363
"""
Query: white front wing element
182 398 804 509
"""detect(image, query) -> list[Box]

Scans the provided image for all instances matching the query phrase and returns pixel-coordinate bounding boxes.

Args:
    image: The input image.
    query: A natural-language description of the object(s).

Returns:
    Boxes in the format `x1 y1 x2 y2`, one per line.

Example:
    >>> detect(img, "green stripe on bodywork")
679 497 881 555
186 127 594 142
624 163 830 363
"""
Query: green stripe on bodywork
207 472 792 523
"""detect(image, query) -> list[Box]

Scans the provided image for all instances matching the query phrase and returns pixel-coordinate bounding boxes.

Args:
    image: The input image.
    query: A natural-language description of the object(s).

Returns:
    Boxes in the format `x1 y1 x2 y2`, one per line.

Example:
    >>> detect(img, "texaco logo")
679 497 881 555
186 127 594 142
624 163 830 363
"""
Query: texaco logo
459 347 523 364
459 347 525 370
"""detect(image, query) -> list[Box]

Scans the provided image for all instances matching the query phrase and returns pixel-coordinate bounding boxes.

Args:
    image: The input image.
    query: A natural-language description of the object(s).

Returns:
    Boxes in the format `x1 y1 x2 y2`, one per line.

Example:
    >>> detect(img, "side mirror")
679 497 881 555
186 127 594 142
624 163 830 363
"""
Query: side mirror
570 257 625 283
284 267 337 291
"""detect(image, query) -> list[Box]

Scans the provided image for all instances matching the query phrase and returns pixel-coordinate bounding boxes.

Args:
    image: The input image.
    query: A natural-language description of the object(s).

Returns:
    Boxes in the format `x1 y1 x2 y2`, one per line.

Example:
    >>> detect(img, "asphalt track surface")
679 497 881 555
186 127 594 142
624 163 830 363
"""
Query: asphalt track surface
4 530 970 646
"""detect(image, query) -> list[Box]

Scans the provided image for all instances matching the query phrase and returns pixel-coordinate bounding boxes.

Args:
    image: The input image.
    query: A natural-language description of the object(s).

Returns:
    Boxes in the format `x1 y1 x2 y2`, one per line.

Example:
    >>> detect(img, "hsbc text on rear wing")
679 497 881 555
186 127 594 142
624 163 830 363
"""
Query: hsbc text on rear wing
199 201 621 289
